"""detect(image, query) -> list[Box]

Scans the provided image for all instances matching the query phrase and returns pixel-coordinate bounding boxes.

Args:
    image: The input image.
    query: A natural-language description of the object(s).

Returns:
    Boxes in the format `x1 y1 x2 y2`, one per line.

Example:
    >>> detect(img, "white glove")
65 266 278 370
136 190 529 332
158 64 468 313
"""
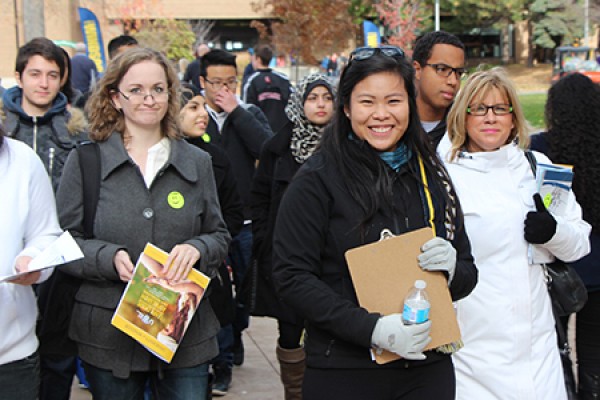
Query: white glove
418 237 457 283
371 314 431 360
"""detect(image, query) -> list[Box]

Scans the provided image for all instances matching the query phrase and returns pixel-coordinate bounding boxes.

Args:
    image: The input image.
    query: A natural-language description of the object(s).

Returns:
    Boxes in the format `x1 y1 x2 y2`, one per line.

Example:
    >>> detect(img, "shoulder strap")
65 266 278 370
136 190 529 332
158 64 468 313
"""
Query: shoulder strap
76 142 101 239
524 150 537 176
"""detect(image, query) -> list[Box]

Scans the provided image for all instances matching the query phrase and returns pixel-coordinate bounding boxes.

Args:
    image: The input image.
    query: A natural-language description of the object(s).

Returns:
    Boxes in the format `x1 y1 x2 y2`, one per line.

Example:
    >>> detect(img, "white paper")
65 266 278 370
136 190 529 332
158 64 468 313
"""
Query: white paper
0 231 84 282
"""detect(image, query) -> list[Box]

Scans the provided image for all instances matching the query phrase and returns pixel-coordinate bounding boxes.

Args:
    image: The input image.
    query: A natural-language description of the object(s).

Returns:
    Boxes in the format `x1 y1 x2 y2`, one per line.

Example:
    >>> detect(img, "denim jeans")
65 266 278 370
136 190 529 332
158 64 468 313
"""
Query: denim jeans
212 324 234 369
84 362 210 400
0 351 40 400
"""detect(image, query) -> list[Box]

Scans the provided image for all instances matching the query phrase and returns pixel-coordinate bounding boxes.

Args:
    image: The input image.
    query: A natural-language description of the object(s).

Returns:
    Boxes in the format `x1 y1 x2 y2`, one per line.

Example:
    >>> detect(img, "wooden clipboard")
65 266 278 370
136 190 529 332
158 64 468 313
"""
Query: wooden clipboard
345 227 461 364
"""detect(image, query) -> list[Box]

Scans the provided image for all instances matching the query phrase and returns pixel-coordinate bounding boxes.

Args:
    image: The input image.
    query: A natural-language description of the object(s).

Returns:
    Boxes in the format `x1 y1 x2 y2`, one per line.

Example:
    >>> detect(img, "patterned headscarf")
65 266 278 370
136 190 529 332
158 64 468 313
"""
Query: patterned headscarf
286 73 335 164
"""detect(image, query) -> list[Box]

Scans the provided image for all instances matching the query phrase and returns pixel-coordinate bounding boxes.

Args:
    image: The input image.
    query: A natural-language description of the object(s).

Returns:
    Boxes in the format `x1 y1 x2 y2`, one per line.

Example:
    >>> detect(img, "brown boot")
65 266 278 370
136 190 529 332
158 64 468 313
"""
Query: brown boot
276 345 305 400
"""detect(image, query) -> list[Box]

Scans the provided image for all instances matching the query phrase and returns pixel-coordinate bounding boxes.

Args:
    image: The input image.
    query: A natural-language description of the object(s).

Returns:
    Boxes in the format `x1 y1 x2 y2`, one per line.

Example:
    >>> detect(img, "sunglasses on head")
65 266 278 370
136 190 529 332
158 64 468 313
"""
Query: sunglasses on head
349 46 405 62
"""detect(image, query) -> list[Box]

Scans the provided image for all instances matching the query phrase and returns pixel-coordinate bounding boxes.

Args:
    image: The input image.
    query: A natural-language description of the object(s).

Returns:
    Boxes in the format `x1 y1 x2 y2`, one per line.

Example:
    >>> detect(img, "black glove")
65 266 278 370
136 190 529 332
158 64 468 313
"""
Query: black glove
524 193 557 244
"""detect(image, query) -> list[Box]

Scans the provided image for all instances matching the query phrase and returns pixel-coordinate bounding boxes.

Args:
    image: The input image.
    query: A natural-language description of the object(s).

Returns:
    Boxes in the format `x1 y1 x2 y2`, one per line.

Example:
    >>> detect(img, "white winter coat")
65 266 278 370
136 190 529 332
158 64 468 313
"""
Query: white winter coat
438 135 591 400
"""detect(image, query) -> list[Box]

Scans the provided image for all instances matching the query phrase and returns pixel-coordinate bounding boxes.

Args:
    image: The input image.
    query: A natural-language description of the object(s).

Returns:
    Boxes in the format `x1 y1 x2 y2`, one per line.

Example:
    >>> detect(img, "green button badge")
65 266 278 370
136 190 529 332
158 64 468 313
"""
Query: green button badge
168 191 185 209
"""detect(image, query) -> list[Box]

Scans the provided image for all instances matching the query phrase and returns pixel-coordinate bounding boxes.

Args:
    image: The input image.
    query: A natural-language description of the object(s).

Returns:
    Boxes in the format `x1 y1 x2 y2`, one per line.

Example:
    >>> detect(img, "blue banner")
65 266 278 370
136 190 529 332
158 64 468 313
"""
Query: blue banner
78 7 106 73
362 20 381 48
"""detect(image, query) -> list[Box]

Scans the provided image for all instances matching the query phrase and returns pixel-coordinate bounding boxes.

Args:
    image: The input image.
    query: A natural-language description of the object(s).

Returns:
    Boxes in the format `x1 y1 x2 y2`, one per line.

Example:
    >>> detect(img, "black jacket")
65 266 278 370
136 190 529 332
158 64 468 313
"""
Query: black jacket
182 58 202 91
206 103 273 219
272 151 477 369
426 109 449 149
249 122 302 322
188 139 244 325
242 68 292 133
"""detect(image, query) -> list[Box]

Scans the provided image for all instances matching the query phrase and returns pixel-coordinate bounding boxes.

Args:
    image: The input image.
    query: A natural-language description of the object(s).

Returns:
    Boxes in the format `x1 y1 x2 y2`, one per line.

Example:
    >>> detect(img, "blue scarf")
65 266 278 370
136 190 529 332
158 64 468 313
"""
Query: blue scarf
378 143 412 172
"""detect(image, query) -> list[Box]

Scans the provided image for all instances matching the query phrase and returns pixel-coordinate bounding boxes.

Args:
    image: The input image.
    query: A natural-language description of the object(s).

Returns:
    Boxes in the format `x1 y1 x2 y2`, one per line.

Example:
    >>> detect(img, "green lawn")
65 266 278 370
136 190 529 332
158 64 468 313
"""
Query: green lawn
518 93 547 130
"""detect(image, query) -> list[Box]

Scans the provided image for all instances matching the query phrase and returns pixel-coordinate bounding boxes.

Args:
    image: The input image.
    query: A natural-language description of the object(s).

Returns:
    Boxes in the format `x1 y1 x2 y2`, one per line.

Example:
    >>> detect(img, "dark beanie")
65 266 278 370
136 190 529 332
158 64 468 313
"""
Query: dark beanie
303 79 334 104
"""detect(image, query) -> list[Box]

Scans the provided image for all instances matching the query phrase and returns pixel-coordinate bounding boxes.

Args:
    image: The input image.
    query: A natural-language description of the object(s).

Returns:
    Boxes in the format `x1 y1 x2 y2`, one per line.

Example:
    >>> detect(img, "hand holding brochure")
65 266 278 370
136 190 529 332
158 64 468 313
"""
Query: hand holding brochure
111 243 210 363
0 231 83 283
527 162 574 264
535 162 573 215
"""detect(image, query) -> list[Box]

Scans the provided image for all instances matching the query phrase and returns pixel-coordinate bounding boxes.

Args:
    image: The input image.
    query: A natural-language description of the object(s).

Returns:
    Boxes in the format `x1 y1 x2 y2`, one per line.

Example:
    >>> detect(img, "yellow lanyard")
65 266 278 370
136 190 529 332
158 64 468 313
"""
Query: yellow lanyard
418 154 436 236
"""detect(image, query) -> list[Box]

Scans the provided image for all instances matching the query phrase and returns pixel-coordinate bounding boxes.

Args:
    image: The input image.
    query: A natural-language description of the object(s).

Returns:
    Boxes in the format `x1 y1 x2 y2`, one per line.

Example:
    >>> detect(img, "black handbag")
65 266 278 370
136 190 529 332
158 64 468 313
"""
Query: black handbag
543 261 588 316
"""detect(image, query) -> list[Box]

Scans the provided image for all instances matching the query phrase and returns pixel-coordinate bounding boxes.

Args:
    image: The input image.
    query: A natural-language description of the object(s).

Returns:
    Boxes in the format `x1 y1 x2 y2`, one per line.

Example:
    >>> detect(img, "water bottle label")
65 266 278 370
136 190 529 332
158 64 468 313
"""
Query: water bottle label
402 304 430 324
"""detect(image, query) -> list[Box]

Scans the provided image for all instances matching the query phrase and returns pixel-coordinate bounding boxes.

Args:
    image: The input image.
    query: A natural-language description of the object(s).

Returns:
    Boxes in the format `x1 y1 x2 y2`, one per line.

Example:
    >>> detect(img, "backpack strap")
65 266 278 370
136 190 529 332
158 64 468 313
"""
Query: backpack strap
76 142 101 239
524 150 537 176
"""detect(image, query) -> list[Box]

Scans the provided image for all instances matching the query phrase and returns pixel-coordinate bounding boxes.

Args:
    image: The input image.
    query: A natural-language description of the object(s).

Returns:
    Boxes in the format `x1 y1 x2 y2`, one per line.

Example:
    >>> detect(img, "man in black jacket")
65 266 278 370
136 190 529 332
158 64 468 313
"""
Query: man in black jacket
242 44 292 133
199 48 273 396
413 31 466 147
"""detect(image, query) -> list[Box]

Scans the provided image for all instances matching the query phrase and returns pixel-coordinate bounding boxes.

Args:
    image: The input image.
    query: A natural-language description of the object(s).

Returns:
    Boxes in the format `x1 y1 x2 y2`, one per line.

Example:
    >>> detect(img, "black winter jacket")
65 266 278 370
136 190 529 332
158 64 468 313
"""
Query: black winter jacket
205 103 273 219
426 108 449 149
242 68 292 133
272 151 477 369
188 139 244 325
249 122 302 322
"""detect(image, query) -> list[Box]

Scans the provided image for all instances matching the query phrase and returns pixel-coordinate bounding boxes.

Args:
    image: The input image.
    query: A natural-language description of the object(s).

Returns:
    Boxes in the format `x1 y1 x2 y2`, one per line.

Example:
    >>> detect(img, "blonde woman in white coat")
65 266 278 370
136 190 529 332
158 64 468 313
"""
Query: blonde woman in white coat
437 68 591 400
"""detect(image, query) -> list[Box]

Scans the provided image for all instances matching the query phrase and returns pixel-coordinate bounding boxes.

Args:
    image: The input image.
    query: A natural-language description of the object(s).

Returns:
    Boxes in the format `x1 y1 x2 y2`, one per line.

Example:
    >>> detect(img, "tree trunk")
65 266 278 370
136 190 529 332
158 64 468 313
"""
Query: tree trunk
527 19 535 68
501 23 510 65
22 0 45 42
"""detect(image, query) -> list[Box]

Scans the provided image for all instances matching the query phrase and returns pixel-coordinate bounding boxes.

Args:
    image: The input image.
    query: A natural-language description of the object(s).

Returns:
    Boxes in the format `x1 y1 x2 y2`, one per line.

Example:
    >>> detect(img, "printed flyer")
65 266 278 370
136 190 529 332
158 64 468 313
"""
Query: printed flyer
111 243 210 363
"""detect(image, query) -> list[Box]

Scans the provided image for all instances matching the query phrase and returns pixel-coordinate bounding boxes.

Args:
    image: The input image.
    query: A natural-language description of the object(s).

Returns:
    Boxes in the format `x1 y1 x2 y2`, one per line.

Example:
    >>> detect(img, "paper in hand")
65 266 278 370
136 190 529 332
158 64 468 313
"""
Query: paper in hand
0 231 83 282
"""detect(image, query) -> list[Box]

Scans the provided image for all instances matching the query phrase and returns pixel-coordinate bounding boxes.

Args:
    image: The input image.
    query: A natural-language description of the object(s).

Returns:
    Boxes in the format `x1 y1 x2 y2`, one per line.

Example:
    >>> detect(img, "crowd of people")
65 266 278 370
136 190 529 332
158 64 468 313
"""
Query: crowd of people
1 29 598 400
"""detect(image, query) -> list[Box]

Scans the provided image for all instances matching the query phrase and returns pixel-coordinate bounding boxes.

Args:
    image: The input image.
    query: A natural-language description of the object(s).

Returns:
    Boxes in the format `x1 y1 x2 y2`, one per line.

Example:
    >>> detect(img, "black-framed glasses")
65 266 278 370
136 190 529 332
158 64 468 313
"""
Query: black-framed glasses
117 87 169 103
204 78 238 90
426 63 467 79
349 46 405 62
467 103 513 116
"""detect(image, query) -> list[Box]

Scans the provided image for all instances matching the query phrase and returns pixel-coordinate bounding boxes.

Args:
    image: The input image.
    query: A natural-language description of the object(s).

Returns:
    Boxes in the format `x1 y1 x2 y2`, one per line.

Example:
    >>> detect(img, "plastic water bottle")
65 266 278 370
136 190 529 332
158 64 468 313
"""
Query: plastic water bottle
402 280 430 325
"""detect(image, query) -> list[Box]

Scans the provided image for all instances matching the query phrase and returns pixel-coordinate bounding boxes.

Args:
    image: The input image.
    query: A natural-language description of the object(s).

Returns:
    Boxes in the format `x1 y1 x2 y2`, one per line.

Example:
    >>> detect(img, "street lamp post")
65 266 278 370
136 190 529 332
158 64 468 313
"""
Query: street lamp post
435 0 440 31
584 0 589 46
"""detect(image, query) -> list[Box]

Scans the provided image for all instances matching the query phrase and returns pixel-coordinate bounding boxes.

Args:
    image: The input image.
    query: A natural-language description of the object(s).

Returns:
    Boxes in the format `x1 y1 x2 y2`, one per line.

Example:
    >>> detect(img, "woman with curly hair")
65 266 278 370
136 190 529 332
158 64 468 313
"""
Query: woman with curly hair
55 47 230 400
530 72 600 399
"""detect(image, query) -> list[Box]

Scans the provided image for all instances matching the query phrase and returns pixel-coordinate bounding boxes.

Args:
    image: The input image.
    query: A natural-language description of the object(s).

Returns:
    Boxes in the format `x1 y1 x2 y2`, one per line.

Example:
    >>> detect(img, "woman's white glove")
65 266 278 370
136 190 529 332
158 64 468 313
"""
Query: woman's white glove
371 314 431 360
418 237 457 283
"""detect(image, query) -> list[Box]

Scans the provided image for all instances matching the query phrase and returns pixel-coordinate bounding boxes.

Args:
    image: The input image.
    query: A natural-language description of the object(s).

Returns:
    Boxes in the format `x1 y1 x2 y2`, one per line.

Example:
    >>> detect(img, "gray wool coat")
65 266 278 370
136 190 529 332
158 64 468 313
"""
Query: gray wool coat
56 133 231 378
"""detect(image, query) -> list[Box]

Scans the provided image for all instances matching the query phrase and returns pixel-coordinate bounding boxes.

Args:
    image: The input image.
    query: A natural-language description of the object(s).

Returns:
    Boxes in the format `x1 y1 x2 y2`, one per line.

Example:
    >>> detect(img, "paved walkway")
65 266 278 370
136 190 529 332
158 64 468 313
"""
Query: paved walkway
71 317 284 399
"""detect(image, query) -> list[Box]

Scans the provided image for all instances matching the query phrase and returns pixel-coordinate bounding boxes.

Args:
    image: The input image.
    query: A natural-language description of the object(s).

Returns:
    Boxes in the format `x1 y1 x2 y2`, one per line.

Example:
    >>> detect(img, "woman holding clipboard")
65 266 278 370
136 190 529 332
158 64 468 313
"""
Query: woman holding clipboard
271 46 477 399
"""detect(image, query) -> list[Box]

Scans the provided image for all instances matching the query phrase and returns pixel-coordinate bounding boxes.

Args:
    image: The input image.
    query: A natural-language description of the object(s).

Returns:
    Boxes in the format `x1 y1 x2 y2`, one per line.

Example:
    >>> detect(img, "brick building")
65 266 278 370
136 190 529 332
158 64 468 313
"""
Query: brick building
1 0 270 77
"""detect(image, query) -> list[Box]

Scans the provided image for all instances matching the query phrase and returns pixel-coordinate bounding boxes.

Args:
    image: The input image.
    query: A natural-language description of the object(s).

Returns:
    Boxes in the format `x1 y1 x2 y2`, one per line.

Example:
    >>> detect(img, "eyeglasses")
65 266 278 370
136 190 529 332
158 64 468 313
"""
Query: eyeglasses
117 87 169 103
425 63 467 79
349 46 405 62
204 78 238 90
467 104 513 116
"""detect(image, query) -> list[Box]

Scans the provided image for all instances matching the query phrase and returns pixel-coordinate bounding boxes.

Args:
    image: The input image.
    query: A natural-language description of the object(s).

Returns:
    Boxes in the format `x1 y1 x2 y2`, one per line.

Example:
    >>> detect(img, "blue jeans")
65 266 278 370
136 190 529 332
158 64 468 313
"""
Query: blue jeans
212 323 234 368
84 362 209 400
0 351 40 400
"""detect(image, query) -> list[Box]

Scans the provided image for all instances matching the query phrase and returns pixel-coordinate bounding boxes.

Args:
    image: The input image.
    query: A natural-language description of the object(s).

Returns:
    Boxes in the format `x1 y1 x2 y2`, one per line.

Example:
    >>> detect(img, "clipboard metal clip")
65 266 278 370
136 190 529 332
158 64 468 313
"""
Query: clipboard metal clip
379 229 396 241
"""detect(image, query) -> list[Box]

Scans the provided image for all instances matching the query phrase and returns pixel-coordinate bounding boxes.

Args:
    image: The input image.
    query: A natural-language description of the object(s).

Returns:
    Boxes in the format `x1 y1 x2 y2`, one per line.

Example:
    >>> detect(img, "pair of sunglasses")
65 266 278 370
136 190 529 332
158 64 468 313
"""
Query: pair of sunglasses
349 46 405 62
